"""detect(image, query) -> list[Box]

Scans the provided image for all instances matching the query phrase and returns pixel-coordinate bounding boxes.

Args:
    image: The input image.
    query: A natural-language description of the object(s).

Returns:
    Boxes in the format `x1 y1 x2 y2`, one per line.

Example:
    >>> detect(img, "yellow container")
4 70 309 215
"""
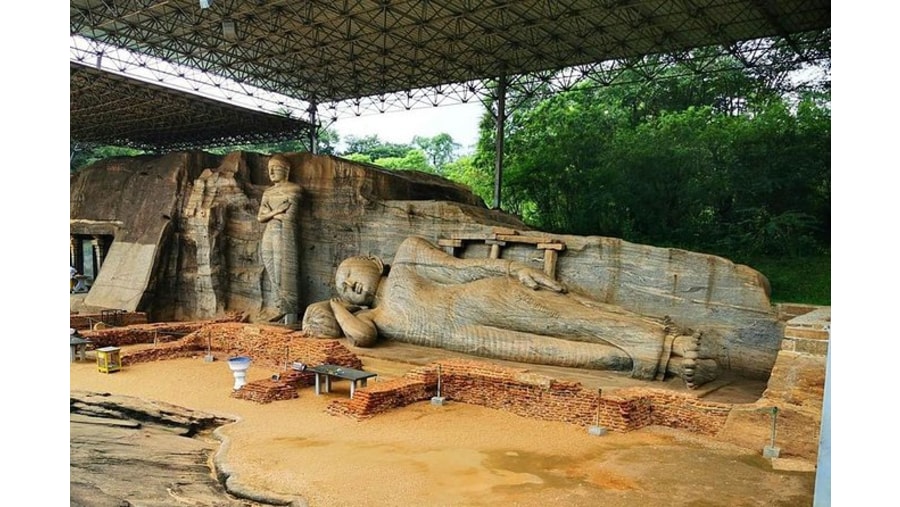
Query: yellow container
96 346 122 373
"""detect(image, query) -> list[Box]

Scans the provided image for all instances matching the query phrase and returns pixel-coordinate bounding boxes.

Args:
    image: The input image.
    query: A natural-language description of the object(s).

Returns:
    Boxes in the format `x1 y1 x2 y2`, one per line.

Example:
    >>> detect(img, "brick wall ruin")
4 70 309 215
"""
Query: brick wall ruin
328 359 732 436
230 369 317 404
84 322 361 371
85 322 734 436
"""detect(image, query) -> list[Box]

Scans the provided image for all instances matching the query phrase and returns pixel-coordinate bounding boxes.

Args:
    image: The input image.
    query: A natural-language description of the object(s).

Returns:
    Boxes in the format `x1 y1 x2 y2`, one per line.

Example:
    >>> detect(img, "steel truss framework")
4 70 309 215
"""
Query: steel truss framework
70 0 830 150
71 60 312 151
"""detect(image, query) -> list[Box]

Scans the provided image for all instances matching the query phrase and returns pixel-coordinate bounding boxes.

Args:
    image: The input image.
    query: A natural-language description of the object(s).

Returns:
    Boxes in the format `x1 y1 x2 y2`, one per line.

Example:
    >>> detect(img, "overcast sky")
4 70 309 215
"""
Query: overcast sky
329 101 486 154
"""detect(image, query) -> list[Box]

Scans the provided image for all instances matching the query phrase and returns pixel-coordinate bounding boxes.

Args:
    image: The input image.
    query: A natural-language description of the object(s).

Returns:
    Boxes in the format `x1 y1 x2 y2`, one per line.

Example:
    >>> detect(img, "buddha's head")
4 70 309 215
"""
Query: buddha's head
335 255 384 306
267 154 291 183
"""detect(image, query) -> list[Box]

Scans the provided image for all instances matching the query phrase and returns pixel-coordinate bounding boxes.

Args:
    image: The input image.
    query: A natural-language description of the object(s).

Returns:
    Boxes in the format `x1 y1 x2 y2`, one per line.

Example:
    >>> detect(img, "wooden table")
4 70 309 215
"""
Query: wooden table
308 364 377 398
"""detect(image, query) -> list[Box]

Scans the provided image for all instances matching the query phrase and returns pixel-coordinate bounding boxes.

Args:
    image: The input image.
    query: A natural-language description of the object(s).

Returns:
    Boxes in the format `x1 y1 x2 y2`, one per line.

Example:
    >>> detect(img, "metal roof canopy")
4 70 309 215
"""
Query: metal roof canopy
70 0 830 203
71 0 830 107
71 61 313 151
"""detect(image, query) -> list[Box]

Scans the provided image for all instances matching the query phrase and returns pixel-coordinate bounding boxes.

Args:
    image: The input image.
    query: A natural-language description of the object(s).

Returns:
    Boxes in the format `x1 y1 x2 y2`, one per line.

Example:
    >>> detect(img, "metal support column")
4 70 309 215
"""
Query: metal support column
492 74 507 210
308 101 318 155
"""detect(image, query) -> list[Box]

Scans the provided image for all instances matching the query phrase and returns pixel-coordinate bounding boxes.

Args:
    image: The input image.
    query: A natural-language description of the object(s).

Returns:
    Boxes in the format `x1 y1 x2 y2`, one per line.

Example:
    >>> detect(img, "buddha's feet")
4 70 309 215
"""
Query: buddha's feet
667 332 719 389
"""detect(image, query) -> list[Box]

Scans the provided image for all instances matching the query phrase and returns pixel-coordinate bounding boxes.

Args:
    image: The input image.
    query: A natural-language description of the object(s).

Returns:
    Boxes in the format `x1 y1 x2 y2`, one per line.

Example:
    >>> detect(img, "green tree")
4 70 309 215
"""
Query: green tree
71 143 145 173
207 125 340 156
343 153 373 164
471 50 830 258
412 133 461 173
717 94 830 256
443 154 492 204
498 85 630 230
313 126 340 155
374 149 432 172
341 134 411 159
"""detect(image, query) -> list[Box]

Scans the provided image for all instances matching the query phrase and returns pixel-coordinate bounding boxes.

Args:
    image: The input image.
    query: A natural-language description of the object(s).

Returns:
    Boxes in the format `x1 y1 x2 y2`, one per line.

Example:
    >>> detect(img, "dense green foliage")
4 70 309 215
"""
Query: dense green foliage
460 67 830 266
341 133 461 176
449 53 831 304
343 134 412 160
70 127 341 173
70 145 146 172
204 126 340 156
412 133 462 172
737 254 830 306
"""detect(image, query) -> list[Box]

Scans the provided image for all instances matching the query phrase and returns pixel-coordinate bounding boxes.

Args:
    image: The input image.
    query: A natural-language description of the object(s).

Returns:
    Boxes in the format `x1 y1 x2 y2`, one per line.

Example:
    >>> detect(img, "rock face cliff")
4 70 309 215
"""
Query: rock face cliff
70 151 780 378
71 151 523 319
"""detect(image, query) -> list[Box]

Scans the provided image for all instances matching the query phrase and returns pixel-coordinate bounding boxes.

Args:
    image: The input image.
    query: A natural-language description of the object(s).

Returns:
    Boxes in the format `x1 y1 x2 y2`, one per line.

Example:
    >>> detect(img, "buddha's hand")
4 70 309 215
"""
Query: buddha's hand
517 268 567 293
330 297 362 313
271 201 291 219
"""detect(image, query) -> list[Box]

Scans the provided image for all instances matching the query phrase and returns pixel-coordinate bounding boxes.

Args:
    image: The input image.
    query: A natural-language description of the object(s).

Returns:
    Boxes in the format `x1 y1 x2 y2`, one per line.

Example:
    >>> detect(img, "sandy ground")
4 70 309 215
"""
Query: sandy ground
69 341 816 507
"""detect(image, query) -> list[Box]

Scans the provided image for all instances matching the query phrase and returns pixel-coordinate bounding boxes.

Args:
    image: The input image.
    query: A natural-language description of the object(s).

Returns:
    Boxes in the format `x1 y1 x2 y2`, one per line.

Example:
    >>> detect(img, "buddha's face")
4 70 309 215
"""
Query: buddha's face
335 257 382 306
268 161 289 183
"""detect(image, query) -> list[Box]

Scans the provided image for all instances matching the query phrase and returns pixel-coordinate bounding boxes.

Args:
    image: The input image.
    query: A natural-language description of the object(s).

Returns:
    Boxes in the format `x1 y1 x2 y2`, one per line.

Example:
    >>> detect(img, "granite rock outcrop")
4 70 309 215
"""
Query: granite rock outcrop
71 151 780 378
